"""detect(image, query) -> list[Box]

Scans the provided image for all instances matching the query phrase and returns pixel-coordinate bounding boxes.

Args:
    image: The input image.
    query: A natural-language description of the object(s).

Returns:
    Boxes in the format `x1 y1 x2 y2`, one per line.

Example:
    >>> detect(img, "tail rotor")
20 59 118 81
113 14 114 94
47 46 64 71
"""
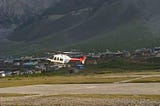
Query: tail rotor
80 56 87 64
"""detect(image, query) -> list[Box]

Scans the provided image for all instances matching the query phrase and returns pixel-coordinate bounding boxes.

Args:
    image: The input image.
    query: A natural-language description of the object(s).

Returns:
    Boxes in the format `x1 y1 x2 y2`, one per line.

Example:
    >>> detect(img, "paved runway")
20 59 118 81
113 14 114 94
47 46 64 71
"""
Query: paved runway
0 83 160 95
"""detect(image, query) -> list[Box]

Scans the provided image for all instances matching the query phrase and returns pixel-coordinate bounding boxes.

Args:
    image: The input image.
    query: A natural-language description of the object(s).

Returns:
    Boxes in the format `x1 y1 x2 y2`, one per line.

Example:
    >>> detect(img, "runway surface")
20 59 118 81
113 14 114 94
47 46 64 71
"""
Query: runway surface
0 83 160 95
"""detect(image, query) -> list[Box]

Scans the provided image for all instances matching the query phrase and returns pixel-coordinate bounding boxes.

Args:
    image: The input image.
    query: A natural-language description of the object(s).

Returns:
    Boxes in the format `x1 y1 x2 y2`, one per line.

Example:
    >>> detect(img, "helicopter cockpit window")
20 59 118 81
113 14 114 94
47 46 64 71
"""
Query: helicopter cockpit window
60 58 63 61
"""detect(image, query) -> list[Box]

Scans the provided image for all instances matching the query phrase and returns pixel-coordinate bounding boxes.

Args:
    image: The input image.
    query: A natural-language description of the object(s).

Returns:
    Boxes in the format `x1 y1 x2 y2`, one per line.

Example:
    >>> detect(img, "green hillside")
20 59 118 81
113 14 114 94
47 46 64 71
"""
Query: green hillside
67 21 159 51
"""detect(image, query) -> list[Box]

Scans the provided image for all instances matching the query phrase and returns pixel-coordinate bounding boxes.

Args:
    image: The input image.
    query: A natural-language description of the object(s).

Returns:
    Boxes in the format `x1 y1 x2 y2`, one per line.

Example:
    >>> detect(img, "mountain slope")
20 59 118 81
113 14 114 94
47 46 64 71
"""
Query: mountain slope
0 0 58 28
5 0 160 55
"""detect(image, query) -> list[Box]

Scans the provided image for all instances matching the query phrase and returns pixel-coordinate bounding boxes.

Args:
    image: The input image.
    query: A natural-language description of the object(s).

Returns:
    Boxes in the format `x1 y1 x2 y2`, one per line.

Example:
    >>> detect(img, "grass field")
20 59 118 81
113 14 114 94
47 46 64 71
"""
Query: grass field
0 93 35 97
0 75 131 88
1 93 159 100
130 76 160 83
0 71 160 88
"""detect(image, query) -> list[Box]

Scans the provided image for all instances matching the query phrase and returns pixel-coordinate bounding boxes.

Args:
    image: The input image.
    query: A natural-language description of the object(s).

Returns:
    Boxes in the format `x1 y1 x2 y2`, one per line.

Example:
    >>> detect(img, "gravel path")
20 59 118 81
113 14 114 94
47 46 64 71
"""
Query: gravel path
0 96 160 106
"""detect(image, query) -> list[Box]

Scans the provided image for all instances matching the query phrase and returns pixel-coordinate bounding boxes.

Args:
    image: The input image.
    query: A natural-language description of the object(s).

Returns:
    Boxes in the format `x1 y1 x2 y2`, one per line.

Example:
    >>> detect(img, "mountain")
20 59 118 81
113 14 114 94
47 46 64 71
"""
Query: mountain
0 0 58 28
4 0 160 56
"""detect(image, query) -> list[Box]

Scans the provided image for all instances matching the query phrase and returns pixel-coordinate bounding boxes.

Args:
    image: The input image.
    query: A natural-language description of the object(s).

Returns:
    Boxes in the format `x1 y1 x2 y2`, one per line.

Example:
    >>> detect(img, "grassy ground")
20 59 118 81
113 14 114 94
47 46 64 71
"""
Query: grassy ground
0 93 35 97
0 75 131 88
1 94 159 103
130 76 160 83
0 71 160 88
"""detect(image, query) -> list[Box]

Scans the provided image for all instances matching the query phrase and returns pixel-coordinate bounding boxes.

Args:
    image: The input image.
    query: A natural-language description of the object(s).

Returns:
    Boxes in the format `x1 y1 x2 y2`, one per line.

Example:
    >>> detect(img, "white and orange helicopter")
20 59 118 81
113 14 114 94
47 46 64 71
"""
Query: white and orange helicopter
47 53 87 64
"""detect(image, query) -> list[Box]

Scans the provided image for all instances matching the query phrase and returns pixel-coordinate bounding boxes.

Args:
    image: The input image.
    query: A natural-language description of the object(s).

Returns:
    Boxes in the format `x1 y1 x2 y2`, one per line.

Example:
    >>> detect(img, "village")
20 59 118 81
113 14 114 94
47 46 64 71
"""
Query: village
1 47 160 77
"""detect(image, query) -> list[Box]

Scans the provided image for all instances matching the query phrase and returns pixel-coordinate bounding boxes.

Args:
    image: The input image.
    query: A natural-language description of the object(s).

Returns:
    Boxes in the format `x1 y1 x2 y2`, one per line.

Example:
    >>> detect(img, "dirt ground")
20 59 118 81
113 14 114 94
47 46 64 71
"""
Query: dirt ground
0 96 160 106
